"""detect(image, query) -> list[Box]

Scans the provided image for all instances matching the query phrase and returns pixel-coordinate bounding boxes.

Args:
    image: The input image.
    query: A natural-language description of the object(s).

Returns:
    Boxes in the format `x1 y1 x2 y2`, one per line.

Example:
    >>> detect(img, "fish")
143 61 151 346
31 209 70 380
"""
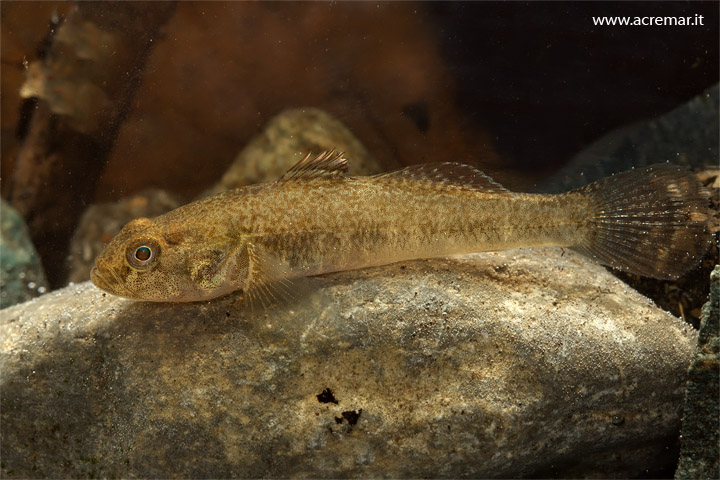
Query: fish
91 151 713 304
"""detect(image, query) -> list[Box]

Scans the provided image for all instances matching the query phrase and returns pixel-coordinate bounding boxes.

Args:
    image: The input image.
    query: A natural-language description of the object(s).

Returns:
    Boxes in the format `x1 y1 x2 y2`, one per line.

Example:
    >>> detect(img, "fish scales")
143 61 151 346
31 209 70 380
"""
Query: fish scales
91 151 713 303
159 177 586 274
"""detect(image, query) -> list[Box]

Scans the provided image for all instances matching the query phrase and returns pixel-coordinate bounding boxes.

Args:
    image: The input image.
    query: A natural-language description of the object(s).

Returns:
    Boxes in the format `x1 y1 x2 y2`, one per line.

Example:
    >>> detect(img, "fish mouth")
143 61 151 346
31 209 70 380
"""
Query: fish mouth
90 266 111 292
91 264 134 299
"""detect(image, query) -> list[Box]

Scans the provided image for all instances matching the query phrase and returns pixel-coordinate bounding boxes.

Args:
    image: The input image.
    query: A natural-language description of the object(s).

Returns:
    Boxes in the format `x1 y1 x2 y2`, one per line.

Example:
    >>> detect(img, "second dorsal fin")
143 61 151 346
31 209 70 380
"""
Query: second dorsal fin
374 162 510 192
277 150 348 183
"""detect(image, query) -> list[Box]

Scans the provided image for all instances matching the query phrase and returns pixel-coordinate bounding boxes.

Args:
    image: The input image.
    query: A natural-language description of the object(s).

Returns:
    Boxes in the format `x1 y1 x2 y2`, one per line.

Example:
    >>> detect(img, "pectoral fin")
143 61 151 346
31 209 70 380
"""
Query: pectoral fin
241 242 302 309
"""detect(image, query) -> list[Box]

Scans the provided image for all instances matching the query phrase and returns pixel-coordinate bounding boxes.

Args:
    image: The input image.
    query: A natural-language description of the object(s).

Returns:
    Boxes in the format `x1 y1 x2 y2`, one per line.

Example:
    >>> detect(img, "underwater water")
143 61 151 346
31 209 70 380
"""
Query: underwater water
1 1 718 478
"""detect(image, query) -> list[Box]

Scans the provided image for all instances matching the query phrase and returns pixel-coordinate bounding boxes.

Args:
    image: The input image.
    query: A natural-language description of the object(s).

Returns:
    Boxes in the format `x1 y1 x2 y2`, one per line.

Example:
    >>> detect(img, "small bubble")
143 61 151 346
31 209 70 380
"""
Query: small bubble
28 282 36 289
38 286 47 294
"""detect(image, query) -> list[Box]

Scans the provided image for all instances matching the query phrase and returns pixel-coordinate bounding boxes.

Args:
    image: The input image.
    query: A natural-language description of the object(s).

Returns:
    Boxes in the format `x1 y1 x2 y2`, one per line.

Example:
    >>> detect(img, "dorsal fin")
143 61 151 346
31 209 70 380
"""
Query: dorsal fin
277 150 348 182
374 162 510 192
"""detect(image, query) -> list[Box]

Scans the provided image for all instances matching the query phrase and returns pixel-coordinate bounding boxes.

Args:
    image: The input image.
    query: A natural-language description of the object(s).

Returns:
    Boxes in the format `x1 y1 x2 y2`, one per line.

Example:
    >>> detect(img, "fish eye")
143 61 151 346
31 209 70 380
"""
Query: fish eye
135 246 151 261
126 239 160 270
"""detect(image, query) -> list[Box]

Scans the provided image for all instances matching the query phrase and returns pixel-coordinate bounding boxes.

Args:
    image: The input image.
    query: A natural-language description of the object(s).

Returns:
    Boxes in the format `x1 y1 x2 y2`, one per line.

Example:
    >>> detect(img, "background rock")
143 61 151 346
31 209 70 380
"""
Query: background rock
1 247 696 478
207 108 383 196
535 84 719 193
0 199 48 308
676 265 720 479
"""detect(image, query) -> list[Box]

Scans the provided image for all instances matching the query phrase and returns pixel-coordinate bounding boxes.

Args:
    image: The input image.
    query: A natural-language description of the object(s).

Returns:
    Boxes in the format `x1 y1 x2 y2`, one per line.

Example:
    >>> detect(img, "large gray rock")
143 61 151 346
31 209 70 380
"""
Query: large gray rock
1 247 696 478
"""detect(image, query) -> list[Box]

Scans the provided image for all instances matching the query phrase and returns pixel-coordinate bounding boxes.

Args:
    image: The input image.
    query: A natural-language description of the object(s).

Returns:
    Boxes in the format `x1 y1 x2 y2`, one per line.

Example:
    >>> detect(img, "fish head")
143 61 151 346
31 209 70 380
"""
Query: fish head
91 217 237 302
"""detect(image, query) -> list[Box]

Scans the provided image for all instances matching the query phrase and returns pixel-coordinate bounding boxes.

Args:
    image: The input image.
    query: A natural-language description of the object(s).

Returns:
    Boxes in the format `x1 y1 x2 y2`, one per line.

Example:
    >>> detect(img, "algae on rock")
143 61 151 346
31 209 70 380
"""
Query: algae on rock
0 199 49 308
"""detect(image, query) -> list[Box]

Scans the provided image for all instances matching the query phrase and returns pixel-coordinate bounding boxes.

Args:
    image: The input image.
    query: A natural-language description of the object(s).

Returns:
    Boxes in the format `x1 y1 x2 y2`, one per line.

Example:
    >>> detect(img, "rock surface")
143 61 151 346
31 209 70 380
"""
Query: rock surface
0 247 696 478
0 199 48 308
676 265 720 479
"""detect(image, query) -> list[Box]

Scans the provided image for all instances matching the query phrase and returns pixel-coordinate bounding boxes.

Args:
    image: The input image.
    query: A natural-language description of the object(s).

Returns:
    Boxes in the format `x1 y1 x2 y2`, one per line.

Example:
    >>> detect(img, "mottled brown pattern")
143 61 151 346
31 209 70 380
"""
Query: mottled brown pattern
91 153 712 302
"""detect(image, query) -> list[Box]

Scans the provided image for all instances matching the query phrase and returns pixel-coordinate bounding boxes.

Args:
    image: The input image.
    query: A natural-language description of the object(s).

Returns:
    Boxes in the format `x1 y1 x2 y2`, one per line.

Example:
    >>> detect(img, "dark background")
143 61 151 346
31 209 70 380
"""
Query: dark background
433 1 718 175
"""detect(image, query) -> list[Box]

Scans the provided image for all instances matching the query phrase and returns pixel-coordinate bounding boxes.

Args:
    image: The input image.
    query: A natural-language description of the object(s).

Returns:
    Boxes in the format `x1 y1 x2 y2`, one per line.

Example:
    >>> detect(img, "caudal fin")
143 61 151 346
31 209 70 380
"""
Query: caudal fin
570 164 714 280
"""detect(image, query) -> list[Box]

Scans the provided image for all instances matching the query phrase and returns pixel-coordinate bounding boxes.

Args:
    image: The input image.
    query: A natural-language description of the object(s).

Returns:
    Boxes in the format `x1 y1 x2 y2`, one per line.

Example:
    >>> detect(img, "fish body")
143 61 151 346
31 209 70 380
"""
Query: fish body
91 152 712 303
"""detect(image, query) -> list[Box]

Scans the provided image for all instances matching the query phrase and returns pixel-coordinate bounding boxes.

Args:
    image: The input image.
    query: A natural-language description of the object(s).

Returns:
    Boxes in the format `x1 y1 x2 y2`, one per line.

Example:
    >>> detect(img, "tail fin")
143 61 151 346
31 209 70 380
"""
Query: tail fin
570 164 714 280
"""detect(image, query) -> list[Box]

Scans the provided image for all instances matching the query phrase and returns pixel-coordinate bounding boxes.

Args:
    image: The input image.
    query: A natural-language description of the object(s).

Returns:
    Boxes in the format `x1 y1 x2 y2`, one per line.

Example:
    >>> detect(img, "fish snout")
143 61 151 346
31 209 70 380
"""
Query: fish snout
90 265 109 291
91 261 121 295
91 259 139 299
